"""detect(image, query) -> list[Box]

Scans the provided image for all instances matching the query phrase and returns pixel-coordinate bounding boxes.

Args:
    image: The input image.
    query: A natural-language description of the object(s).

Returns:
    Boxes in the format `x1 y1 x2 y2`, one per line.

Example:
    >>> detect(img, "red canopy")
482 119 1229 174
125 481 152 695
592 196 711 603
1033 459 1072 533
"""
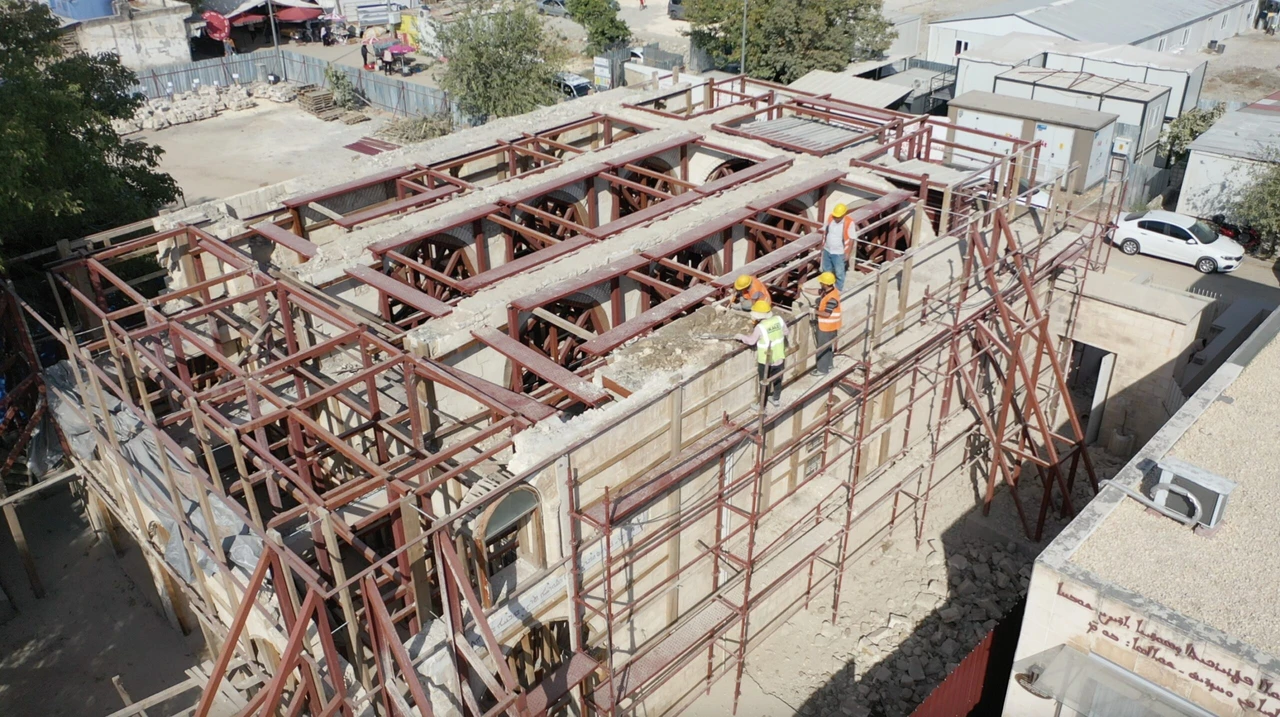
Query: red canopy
202 11 231 41
230 12 267 25
274 6 323 21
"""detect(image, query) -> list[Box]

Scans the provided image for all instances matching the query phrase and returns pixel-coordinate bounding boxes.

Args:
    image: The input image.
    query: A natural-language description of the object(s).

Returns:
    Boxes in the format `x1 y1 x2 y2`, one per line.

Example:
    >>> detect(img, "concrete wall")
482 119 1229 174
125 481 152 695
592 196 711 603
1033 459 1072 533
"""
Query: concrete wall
73 5 192 70
1176 150 1266 219
1055 272 1210 452
1005 563 1280 716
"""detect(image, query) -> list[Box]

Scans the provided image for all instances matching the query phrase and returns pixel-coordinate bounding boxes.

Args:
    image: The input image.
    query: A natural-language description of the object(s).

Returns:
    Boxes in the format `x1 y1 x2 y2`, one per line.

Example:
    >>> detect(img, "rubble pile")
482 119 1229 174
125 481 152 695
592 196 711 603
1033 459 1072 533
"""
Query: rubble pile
113 81 304 134
800 539 1033 717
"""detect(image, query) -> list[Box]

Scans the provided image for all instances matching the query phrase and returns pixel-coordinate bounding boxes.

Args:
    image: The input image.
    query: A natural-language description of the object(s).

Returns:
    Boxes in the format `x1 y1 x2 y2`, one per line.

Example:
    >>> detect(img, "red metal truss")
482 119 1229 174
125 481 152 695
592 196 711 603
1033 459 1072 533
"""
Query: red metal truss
279 114 653 239
352 136 785 330
14 93 1125 717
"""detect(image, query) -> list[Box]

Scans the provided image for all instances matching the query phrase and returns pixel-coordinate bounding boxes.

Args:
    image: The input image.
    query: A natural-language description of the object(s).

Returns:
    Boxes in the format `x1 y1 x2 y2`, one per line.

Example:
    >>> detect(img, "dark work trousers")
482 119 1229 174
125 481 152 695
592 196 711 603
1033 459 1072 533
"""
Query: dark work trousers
815 328 836 374
757 362 784 405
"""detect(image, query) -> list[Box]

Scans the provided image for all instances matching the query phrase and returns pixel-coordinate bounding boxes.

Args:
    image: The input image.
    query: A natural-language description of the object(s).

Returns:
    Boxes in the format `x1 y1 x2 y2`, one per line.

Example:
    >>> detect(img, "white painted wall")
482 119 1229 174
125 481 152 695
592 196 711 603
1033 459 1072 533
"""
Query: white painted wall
926 17 1063 64
955 58 1014 97
887 14 922 57
1176 150 1266 218
1132 0 1256 54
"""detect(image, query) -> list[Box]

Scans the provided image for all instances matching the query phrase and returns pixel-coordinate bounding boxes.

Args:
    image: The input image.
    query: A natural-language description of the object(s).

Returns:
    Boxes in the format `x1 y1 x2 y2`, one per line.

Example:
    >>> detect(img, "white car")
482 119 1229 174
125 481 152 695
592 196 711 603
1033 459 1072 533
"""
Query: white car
1112 210 1244 273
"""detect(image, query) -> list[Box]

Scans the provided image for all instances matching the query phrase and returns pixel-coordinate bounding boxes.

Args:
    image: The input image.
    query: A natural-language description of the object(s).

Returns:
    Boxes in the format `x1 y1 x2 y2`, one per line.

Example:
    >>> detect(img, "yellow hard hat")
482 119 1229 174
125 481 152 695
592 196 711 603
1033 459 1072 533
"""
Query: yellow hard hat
831 203 848 219
818 272 836 286
734 275 753 291
750 300 772 315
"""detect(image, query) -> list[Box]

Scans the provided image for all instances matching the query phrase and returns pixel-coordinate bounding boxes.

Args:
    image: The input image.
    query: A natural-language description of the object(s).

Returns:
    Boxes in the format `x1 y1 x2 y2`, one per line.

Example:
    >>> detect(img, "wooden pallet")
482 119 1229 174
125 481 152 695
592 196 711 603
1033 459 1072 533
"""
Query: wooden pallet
340 111 370 124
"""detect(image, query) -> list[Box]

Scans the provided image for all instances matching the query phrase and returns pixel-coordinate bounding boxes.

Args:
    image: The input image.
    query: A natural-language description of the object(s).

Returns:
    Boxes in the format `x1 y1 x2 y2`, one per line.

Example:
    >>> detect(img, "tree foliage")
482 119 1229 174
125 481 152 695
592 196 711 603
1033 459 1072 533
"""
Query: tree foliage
0 0 180 260
1227 151 1280 257
567 0 630 53
685 0 894 84
1161 103 1226 162
437 1 570 121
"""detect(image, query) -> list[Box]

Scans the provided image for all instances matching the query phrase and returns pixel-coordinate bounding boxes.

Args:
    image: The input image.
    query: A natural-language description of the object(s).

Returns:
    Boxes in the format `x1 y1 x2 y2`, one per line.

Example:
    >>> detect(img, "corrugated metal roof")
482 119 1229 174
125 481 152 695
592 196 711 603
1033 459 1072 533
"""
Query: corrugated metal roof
744 116 871 153
787 70 912 109
960 32 1206 72
950 90 1119 130
998 66 1170 102
936 0 1249 46
1188 93 1280 161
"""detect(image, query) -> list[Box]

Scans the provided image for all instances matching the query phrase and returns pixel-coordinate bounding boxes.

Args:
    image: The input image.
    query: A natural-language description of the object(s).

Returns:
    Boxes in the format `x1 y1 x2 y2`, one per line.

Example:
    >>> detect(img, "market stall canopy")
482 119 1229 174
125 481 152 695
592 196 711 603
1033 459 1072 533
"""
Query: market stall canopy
231 12 267 25
274 6 323 21
202 10 231 40
223 0 321 20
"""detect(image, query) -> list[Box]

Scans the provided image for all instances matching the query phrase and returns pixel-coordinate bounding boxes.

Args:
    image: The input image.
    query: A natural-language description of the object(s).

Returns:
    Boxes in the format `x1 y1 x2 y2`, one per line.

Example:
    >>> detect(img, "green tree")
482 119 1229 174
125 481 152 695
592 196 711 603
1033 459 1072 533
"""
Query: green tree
1161 103 1226 163
0 0 180 260
685 0 894 84
437 1 570 121
1226 152 1280 257
567 0 630 53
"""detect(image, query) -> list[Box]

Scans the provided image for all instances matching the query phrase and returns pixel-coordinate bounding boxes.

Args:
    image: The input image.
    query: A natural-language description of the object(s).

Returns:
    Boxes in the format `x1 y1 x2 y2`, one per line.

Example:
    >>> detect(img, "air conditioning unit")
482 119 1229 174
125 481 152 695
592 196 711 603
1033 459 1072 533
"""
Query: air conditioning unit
1151 457 1236 533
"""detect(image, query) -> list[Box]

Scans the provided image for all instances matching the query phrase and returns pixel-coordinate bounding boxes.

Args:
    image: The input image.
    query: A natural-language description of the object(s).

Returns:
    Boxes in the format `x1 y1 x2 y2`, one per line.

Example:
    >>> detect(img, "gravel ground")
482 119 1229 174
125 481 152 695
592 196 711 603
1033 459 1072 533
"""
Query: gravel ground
1071 329 1280 656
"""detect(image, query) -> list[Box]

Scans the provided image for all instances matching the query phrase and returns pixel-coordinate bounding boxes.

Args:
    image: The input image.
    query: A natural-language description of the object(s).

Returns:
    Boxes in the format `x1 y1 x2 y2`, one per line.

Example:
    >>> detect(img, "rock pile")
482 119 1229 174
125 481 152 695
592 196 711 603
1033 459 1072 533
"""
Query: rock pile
783 539 1033 717
113 81 304 134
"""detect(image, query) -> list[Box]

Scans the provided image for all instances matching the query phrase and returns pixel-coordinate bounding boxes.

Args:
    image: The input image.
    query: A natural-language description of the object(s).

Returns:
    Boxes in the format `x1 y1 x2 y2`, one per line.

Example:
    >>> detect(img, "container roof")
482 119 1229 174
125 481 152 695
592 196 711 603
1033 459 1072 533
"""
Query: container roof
936 0 1248 46
1188 91 1280 162
997 66 1171 103
949 90 1119 130
786 70 912 109
959 32 1207 73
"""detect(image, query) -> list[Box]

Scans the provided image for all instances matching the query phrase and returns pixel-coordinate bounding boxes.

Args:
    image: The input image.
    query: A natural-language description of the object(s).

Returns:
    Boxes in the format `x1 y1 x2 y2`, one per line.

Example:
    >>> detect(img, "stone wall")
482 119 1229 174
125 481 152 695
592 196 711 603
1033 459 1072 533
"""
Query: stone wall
73 5 192 71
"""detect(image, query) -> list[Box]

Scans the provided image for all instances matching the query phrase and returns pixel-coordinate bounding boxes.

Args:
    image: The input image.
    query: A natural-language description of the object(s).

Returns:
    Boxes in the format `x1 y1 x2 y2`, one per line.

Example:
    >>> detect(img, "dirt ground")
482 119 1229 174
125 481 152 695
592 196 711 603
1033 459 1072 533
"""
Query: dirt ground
1202 28 1280 103
135 102 388 205
0 488 204 716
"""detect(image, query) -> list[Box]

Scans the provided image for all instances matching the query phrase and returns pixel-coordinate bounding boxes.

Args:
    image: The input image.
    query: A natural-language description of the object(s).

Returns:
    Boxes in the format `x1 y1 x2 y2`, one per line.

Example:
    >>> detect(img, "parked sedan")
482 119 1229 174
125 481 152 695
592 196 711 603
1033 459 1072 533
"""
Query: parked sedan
536 0 569 16
1112 210 1244 273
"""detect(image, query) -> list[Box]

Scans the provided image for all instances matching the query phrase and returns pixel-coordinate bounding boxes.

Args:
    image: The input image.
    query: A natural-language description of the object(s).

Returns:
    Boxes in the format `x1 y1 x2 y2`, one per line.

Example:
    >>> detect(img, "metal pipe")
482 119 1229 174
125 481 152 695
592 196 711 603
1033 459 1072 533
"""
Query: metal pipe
1101 479 1202 527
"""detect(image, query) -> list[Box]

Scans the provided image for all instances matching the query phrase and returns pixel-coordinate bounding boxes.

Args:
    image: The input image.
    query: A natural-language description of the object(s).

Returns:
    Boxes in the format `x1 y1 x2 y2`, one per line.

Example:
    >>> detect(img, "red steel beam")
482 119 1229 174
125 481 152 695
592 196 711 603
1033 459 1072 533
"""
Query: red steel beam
346 265 453 318
471 328 609 406
252 221 318 260
578 284 717 357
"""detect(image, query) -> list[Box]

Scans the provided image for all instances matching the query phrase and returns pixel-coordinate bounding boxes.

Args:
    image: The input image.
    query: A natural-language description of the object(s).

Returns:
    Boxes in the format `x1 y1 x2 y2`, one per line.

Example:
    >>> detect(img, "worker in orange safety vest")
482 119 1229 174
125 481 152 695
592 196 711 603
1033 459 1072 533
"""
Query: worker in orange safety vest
732 274 770 311
813 271 841 376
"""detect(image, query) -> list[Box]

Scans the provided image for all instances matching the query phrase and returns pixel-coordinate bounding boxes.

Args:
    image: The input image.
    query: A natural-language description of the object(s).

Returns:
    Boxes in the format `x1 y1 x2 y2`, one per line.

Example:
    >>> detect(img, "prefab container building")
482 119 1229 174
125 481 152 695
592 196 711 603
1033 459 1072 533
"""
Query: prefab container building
947 90 1119 192
991 66 1170 165
927 0 1256 65
955 33 1206 120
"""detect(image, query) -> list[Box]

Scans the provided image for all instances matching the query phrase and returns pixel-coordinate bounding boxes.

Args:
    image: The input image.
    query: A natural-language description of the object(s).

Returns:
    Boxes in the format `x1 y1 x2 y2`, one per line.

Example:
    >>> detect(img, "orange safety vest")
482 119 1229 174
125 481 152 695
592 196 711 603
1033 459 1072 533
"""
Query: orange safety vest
739 276 770 306
817 289 842 332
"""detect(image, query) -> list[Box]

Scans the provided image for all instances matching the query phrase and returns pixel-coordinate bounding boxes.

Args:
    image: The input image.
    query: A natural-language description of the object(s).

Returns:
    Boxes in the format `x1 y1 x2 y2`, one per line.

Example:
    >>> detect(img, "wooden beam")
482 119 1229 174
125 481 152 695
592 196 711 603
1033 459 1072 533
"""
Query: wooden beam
531 308 597 341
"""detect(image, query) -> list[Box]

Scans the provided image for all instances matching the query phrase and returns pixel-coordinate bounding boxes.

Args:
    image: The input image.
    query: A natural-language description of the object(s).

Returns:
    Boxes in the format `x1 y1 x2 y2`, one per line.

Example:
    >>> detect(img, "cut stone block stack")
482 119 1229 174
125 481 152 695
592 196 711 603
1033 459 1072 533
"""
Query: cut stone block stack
113 81 304 135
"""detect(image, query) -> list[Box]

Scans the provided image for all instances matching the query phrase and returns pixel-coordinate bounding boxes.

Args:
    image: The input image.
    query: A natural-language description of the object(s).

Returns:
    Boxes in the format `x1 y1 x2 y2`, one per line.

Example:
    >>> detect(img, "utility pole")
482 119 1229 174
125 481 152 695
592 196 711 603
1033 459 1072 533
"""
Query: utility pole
739 0 749 76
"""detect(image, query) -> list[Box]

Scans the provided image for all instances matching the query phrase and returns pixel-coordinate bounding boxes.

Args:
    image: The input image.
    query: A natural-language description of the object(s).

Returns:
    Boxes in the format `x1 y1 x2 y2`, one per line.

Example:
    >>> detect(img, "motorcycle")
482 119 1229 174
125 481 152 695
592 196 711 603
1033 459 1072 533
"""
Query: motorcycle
1206 214 1261 253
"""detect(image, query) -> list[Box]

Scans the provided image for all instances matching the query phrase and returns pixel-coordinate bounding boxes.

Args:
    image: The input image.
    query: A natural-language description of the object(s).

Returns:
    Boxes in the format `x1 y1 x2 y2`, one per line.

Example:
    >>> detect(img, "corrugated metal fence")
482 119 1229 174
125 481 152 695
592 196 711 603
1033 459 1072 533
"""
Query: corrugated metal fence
277 51 455 118
127 49 455 119
910 599 1025 717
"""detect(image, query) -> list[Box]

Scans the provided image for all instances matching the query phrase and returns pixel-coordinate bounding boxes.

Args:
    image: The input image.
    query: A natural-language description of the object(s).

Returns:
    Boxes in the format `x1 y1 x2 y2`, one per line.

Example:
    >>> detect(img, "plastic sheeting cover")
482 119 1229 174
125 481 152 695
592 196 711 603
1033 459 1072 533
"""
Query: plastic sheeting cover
43 361 262 582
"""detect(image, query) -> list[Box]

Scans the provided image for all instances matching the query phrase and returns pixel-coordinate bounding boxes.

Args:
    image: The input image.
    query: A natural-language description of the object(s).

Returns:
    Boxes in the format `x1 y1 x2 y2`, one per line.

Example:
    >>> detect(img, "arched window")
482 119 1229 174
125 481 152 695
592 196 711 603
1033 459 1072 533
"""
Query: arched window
475 487 545 579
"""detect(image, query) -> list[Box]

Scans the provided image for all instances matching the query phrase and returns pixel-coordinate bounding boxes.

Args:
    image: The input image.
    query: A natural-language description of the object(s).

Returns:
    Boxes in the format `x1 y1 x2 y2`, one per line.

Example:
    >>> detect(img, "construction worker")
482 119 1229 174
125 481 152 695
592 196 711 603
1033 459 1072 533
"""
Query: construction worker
822 203 856 293
732 274 770 311
813 272 841 376
737 300 788 407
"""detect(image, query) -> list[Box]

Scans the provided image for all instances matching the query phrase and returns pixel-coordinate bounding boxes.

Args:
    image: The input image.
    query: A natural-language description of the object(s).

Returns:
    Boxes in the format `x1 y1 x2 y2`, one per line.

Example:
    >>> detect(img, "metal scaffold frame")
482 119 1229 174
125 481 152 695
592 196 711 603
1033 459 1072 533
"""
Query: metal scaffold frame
7 91 1122 716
